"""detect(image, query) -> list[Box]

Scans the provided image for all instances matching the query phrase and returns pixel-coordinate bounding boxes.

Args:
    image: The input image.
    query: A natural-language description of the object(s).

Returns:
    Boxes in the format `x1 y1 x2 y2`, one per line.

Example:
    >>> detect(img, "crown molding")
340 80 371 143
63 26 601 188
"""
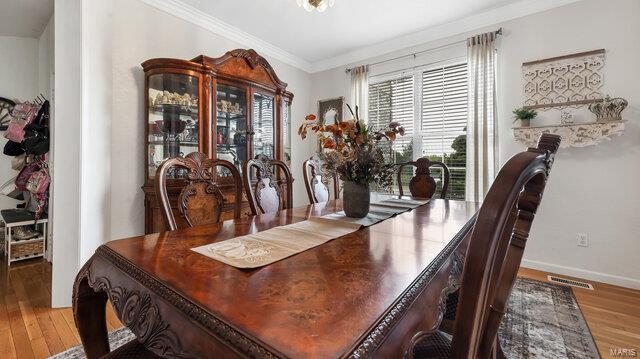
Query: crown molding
137 0 313 72
310 0 583 73
138 0 582 74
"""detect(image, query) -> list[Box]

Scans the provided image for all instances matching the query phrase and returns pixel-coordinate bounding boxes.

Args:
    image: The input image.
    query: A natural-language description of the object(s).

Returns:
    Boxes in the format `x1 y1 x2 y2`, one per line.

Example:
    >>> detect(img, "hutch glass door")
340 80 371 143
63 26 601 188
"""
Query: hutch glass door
147 73 199 180
282 99 292 166
216 83 248 174
252 92 275 158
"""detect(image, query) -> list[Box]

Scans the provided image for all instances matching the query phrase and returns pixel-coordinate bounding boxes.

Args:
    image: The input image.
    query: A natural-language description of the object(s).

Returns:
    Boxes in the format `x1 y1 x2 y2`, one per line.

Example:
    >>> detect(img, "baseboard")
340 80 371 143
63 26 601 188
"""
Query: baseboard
521 259 640 290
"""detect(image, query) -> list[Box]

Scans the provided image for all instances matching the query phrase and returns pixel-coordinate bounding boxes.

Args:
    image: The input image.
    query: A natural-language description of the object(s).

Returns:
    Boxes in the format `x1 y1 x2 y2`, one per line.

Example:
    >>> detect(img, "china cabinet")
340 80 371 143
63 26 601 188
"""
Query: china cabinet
141 49 294 234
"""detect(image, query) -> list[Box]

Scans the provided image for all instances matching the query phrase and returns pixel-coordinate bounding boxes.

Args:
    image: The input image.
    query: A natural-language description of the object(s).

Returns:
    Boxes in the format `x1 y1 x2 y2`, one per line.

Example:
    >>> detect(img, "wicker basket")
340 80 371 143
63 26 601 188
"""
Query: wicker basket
11 240 44 260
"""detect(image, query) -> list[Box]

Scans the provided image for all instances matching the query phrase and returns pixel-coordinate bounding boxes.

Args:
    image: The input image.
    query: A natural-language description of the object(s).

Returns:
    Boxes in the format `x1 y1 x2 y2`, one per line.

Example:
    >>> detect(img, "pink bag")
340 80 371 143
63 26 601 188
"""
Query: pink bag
4 117 28 142
12 103 39 123
15 161 40 190
26 167 50 194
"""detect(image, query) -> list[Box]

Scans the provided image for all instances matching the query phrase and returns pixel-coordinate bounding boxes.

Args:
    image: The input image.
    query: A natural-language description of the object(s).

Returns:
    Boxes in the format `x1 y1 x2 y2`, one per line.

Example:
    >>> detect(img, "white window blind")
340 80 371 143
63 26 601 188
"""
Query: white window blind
368 76 414 159
421 63 468 199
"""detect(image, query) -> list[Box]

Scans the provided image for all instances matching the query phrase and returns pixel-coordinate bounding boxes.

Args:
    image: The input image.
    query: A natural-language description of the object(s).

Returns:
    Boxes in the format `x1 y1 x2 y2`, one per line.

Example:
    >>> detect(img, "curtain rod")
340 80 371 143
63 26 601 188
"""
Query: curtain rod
345 28 502 73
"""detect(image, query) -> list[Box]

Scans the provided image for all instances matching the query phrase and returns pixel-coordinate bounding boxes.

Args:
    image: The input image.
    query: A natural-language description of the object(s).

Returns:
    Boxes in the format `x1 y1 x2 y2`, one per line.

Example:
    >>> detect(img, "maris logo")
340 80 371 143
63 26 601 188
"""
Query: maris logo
610 348 637 357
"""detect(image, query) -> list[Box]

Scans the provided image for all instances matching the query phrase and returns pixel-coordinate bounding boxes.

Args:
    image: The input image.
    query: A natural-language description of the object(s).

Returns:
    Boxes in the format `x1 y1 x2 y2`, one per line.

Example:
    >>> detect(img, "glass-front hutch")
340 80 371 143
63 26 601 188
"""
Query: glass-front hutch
142 49 294 234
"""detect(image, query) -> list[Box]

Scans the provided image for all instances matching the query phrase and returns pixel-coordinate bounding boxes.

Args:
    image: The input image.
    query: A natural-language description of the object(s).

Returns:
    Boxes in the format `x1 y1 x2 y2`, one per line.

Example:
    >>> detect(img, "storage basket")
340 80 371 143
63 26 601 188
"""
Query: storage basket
11 240 44 260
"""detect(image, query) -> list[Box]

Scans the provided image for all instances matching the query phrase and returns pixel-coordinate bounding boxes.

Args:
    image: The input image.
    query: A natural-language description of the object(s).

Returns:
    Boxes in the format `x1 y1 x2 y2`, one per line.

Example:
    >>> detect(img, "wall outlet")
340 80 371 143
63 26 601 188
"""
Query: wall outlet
577 233 589 247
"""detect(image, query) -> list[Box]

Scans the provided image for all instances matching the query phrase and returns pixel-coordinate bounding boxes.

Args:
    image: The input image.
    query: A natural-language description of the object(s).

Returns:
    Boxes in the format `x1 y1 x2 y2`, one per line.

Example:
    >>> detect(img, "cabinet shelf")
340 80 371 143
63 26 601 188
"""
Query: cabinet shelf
512 120 626 148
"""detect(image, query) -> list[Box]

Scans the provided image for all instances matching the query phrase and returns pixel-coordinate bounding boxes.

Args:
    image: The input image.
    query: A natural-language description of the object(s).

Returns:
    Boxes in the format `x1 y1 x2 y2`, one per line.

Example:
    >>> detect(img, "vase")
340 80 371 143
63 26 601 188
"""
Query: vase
520 119 530 127
343 181 370 218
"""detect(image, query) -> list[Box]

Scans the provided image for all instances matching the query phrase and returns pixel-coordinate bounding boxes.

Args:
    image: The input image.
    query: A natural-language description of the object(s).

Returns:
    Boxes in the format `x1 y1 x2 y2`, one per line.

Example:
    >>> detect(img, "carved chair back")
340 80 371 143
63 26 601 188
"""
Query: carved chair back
155 152 242 231
303 158 339 204
243 154 294 215
446 134 561 358
397 157 450 199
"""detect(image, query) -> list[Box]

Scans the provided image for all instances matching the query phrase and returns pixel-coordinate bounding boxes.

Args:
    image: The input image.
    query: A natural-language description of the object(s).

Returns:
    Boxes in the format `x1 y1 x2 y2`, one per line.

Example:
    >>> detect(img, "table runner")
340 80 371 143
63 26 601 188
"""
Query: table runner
191 197 429 268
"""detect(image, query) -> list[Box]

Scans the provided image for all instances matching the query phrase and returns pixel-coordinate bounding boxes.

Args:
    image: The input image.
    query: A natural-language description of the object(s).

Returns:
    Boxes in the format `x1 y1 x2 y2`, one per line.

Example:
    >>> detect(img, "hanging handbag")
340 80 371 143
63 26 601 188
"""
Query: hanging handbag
15 161 40 191
23 127 49 155
3 117 28 142
11 154 26 170
3 140 25 156
26 167 50 195
11 102 40 123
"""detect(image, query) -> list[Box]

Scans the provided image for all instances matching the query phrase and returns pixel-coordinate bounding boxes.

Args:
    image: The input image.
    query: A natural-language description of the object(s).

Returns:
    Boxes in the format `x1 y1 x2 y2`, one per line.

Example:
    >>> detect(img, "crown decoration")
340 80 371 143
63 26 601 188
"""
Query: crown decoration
588 95 627 122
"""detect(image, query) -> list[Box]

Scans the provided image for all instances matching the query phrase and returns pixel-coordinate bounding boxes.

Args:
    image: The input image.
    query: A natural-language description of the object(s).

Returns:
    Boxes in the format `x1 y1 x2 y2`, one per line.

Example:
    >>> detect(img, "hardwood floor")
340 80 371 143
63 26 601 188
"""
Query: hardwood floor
0 258 637 358
0 258 122 359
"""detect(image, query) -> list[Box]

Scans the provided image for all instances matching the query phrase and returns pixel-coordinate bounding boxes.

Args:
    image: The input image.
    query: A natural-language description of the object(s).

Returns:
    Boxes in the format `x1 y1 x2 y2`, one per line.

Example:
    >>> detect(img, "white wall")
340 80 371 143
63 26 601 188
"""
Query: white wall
310 0 640 289
0 36 39 210
52 0 82 307
109 0 313 239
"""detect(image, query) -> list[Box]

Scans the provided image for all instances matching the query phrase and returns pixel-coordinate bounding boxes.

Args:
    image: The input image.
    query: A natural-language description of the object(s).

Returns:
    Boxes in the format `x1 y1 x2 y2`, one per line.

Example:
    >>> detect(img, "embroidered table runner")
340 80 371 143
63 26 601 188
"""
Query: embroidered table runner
191 197 429 268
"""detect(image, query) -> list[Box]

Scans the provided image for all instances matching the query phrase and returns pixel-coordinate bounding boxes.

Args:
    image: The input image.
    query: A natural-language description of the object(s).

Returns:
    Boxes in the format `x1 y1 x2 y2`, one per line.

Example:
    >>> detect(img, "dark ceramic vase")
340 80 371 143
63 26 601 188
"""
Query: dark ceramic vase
343 181 370 218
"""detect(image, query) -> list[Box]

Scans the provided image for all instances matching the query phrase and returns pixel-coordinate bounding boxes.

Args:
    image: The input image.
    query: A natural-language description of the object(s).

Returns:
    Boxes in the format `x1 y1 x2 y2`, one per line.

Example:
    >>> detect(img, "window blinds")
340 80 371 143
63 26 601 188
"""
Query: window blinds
368 76 414 156
421 63 468 199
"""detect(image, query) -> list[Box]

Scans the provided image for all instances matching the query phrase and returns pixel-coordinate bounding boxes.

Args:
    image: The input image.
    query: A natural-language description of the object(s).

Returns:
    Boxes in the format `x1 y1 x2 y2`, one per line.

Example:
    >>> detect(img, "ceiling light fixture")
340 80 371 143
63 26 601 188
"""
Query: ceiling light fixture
296 0 335 12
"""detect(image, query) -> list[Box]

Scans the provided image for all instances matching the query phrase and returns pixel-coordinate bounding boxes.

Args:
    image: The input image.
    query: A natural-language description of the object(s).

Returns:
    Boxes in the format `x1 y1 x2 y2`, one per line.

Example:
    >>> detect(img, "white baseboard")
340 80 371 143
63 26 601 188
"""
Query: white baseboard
521 259 640 290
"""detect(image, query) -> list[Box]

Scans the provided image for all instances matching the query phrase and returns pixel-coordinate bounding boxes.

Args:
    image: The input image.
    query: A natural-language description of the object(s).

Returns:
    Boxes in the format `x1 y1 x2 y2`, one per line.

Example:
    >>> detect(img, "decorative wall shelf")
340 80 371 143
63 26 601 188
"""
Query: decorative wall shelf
512 120 625 148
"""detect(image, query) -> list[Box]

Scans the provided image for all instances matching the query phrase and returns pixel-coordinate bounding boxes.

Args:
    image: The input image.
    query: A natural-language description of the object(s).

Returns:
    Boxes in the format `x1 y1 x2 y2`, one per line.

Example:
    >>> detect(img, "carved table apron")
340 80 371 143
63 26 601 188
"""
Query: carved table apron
73 199 479 358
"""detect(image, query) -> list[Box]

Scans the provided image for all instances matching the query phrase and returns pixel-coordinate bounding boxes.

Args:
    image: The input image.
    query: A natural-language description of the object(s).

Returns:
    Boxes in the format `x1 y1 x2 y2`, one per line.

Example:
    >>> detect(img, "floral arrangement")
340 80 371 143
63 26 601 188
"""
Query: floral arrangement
298 105 405 187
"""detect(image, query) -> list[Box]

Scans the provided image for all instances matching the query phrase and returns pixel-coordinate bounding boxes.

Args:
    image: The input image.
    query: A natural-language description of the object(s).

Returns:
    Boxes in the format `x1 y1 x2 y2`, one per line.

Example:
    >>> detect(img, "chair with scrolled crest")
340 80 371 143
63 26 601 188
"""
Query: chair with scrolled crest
243 154 294 215
154 152 242 231
406 133 561 359
397 157 450 199
303 157 339 204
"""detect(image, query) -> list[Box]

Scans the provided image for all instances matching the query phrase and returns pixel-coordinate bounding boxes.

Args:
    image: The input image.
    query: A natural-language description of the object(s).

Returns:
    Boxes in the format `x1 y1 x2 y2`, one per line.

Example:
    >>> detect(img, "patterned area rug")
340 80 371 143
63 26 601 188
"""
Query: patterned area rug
50 278 600 359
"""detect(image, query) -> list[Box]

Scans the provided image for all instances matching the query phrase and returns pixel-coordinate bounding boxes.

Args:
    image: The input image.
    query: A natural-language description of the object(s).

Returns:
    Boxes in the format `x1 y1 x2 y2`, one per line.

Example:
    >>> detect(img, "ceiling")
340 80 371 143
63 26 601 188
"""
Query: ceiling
0 0 53 38
182 0 517 63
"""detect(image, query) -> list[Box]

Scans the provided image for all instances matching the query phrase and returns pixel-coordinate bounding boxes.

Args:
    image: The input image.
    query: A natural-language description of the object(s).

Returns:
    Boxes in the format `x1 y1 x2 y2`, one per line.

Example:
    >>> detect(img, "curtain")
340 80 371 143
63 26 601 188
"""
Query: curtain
350 65 368 119
466 31 498 202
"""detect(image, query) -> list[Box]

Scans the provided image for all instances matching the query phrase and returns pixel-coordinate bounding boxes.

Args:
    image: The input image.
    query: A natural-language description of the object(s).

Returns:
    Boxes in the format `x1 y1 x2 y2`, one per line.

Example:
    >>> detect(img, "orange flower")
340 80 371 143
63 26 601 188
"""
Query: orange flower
386 131 397 141
323 139 336 149
305 114 317 121
339 121 349 130
325 124 338 133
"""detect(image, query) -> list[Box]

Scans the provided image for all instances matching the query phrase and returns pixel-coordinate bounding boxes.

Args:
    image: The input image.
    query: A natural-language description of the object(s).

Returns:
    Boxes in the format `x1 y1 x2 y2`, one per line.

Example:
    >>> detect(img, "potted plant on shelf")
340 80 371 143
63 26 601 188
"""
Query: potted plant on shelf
298 105 404 218
513 107 537 127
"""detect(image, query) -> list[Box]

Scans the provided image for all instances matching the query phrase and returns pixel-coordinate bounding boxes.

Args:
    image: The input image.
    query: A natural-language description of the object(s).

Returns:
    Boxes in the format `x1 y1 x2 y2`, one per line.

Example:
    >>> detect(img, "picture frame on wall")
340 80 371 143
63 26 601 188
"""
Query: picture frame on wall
317 97 344 126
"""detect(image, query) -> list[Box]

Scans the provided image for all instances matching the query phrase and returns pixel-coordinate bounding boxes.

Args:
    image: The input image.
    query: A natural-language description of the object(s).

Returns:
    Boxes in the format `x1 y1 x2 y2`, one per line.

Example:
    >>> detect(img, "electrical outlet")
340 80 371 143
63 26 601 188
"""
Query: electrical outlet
577 233 588 247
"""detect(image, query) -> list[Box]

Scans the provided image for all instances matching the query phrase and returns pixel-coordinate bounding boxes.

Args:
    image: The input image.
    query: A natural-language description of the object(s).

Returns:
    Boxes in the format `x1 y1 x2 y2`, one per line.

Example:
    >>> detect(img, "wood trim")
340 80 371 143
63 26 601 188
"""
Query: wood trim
523 98 602 110
522 49 605 66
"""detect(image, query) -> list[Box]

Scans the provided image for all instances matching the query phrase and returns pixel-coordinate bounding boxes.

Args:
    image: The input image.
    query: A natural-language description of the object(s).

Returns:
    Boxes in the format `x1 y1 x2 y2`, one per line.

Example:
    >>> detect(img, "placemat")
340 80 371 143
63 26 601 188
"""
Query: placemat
191 198 429 269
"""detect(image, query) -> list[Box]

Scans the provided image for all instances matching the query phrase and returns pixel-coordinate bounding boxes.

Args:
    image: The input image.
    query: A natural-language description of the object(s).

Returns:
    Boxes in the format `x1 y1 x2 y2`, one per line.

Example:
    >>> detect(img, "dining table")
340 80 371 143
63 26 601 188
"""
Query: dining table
73 196 480 358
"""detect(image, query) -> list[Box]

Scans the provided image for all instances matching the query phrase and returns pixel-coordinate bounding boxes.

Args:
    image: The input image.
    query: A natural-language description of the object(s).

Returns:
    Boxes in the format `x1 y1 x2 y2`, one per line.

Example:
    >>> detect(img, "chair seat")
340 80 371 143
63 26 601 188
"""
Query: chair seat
443 289 459 321
102 339 161 358
413 330 453 359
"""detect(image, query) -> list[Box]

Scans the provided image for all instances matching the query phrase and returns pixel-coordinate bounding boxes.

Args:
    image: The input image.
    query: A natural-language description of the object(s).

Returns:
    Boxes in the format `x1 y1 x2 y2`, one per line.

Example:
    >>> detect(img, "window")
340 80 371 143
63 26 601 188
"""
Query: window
368 76 414 159
368 62 468 200
421 63 468 200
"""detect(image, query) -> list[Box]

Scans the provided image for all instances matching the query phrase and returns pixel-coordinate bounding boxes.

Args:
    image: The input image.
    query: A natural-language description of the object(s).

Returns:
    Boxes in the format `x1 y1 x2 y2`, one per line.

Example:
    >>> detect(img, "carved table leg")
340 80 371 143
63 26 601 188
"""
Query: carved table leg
73 270 110 359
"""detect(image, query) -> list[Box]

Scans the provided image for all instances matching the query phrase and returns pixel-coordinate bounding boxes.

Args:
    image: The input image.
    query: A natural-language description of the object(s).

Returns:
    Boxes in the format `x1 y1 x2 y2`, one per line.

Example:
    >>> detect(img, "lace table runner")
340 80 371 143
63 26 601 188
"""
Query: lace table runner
191 198 429 268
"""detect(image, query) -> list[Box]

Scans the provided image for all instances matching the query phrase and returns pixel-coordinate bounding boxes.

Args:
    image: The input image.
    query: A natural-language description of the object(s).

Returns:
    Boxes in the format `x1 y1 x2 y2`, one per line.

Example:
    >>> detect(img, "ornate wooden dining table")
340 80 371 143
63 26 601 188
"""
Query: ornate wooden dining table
73 197 480 358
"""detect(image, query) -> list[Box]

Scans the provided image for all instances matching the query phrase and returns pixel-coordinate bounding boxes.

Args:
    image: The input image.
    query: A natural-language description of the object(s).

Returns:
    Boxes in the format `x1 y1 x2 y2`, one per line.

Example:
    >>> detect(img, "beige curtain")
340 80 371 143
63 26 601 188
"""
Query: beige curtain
466 32 498 202
350 65 368 119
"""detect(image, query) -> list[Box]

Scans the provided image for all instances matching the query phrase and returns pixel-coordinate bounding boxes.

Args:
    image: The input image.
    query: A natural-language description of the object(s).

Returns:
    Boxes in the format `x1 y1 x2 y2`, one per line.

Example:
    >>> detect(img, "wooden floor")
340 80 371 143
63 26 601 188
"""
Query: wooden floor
0 259 638 358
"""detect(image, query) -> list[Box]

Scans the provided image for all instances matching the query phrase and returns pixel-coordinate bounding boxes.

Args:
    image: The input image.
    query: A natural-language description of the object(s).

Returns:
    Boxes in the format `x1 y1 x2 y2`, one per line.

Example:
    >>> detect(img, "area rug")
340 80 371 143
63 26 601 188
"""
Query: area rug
50 278 600 358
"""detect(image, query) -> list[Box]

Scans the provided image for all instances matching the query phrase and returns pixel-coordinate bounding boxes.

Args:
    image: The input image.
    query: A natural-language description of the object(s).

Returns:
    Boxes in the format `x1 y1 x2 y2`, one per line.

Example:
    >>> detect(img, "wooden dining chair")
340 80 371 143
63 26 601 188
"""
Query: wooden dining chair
303 158 339 204
243 154 294 215
407 133 561 359
397 157 450 199
155 152 242 231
